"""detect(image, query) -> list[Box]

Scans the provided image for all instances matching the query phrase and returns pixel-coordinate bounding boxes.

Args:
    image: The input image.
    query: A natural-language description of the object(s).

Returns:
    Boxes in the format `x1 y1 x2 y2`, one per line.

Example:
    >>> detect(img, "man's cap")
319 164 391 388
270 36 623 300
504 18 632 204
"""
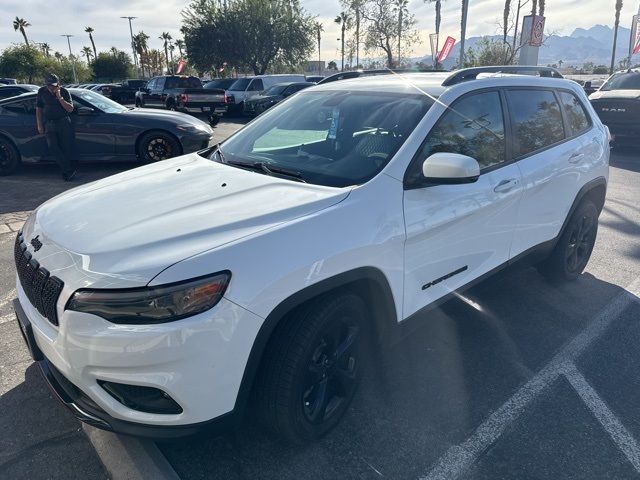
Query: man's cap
45 73 59 86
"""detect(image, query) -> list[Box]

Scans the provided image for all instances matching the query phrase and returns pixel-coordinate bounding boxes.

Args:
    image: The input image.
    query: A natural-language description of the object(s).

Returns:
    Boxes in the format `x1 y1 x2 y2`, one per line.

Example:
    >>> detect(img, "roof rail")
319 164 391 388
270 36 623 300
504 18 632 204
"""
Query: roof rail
442 66 563 86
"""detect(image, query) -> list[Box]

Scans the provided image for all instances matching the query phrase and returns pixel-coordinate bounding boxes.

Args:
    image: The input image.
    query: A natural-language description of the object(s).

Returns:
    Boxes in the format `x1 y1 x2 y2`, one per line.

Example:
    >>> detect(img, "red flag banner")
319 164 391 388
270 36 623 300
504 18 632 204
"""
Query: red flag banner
437 36 456 63
176 59 186 74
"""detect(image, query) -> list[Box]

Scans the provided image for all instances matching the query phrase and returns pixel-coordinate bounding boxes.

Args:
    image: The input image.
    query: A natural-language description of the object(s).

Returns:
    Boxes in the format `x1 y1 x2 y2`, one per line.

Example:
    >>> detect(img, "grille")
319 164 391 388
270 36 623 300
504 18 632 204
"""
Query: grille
14 233 64 326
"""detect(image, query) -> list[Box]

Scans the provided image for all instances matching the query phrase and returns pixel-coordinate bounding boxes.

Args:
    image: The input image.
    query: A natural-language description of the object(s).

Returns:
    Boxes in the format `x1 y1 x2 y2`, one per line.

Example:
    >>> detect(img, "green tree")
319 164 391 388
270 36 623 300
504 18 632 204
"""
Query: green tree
82 46 93 64
85 27 97 58
335 12 352 71
41 43 51 57
181 0 315 75
327 60 338 70
133 31 150 77
12 17 31 46
462 37 512 67
0 44 40 82
92 50 133 81
175 39 185 57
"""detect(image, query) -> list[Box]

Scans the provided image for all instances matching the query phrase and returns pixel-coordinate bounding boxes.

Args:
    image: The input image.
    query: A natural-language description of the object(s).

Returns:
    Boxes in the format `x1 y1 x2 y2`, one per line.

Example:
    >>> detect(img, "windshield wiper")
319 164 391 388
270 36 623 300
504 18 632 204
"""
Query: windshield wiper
218 154 306 183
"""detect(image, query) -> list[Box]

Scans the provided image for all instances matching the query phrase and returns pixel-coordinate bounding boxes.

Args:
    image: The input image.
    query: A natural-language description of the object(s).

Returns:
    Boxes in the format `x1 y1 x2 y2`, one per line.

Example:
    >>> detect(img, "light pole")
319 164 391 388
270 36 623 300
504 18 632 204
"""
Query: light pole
121 16 139 77
61 35 78 83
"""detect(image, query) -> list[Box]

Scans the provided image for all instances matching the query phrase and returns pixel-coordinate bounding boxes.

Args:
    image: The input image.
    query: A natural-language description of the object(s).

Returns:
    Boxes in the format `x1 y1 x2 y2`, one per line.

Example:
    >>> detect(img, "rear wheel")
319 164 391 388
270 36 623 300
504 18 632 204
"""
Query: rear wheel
0 136 20 176
136 132 181 163
537 200 599 282
255 293 366 443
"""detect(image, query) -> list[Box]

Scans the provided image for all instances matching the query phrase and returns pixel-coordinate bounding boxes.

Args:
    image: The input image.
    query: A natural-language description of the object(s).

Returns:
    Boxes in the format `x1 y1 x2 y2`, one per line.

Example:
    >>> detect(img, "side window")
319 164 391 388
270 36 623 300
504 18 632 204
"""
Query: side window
156 78 166 90
3 98 36 115
0 88 18 99
407 91 506 185
146 78 156 90
248 79 264 91
506 89 565 157
558 91 591 137
285 84 307 96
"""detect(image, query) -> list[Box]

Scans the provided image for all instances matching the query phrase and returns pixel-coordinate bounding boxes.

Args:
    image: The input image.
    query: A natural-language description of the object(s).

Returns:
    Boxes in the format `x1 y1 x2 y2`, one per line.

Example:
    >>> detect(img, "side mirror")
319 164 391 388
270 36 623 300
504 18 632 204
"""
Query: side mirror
76 106 97 116
422 152 480 184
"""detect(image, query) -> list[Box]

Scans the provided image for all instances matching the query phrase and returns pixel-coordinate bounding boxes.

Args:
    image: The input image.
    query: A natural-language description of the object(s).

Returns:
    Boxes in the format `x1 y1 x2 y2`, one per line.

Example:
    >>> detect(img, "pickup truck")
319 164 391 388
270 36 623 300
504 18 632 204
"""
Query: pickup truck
102 79 147 104
135 75 227 125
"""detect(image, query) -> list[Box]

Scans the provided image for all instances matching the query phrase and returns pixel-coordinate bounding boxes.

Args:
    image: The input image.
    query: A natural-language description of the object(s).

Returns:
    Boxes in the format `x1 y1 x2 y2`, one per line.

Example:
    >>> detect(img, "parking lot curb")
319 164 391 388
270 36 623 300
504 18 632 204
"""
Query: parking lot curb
82 424 181 480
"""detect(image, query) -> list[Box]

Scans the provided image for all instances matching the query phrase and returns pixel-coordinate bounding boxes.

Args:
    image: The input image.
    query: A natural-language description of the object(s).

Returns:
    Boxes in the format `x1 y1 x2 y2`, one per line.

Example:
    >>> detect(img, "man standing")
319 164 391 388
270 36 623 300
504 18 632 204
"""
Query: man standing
36 73 77 181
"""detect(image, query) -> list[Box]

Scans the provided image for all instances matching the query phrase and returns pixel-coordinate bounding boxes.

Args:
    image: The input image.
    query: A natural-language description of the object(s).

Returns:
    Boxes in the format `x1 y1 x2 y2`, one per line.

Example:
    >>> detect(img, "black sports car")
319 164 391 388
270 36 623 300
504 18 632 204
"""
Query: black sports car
243 82 314 116
0 88 215 175
589 70 640 146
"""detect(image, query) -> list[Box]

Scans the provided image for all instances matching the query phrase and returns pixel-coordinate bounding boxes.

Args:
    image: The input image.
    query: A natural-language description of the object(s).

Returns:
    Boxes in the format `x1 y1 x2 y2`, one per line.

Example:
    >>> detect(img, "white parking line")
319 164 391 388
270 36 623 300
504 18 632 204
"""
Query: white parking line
0 288 16 310
421 276 640 480
564 362 640 473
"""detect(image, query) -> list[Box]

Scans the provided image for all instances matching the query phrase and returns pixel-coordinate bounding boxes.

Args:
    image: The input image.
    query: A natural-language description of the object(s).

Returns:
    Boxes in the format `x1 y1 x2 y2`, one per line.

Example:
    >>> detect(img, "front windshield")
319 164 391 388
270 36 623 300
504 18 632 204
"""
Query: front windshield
212 90 432 187
72 89 128 113
229 78 252 91
601 73 640 91
263 85 288 96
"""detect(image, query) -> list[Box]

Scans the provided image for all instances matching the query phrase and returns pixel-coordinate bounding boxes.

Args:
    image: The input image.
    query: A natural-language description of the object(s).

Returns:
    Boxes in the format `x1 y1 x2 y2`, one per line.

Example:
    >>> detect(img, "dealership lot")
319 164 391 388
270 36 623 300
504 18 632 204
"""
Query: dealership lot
0 121 639 479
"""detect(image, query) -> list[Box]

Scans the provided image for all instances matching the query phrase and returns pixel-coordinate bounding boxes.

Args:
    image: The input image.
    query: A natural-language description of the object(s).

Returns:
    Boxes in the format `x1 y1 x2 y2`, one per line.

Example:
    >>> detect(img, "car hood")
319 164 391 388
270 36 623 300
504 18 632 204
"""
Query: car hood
29 154 350 287
589 90 640 101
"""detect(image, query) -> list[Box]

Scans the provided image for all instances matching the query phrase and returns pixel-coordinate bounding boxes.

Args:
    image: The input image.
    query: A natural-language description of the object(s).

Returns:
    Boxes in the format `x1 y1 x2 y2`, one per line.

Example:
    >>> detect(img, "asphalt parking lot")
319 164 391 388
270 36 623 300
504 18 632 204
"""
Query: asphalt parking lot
1 122 639 479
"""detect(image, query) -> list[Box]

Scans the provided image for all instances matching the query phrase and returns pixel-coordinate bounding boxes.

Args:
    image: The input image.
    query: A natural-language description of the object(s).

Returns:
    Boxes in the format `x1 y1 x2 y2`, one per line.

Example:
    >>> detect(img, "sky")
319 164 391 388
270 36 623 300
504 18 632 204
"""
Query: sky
2 0 639 63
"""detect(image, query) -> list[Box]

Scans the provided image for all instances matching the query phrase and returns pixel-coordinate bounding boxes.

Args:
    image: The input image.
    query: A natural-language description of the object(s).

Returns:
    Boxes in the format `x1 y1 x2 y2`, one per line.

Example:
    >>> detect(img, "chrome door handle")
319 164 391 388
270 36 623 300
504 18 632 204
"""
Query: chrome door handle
493 178 519 193
569 153 585 164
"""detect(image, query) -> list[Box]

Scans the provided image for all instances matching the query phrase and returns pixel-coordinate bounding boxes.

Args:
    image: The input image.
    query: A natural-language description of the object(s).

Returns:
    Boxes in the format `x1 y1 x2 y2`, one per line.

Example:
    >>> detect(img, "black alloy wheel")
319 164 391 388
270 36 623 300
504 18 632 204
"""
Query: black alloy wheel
256 293 367 443
538 200 599 281
0 137 20 175
137 132 181 163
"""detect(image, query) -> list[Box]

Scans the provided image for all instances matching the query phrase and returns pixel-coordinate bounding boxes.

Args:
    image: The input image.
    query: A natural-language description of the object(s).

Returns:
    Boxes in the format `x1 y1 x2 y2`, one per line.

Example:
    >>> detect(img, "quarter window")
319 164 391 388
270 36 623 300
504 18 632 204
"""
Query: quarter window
248 79 264 91
558 91 591 136
507 90 564 157
409 91 506 182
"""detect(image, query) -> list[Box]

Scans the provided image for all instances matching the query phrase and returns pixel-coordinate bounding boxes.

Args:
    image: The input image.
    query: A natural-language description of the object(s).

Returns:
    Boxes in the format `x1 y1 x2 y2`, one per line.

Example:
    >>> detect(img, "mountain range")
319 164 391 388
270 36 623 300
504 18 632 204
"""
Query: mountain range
427 24 635 68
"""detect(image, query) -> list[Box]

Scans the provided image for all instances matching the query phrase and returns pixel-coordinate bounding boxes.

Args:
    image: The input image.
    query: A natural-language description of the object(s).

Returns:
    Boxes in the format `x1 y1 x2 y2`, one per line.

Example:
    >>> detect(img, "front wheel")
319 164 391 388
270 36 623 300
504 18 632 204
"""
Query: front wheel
0 136 20 176
537 200 599 282
255 293 366 443
137 132 181 163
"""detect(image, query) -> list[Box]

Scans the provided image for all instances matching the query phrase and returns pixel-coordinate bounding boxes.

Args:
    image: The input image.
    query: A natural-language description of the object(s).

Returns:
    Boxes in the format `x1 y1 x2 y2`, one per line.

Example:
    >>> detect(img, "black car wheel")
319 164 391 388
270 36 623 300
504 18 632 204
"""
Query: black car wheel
256 293 366 443
538 200 599 282
0 136 20 176
137 132 182 163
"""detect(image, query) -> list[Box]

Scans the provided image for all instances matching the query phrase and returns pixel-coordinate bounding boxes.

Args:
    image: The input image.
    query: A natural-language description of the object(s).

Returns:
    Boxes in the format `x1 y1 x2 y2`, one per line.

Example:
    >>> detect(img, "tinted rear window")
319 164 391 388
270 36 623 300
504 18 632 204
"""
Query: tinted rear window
229 78 252 90
204 79 236 89
558 91 591 136
507 90 564 157
164 77 202 89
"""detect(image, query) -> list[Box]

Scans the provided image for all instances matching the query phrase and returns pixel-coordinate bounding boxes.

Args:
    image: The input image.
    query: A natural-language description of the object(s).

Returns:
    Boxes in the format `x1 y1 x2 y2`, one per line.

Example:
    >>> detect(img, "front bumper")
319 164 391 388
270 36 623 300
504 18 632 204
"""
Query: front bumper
180 132 215 153
14 276 264 438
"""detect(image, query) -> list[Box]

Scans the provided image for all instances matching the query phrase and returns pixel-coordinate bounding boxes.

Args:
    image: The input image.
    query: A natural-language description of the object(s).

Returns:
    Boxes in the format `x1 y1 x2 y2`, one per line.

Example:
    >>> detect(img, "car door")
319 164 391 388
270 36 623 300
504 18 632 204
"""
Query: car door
506 88 593 257
0 97 48 160
70 92 116 158
245 78 264 101
402 90 523 318
146 78 163 107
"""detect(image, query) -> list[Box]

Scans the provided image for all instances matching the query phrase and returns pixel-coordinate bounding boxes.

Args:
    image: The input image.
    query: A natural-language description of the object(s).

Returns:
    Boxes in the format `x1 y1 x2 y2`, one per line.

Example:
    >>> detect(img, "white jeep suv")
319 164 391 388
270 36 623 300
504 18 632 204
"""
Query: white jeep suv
13 66 609 442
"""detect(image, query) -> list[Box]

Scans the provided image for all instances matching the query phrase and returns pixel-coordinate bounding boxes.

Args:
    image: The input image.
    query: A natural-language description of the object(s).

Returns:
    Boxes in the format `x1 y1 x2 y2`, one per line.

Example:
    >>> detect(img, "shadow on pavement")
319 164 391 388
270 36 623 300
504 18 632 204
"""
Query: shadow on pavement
158 266 630 480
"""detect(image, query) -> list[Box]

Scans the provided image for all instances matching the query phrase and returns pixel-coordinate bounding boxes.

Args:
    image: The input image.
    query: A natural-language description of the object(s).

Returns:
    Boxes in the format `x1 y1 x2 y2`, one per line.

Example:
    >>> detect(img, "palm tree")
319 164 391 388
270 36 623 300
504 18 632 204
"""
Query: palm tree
169 44 175 65
133 31 150 77
334 12 352 71
314 21 324 75
110 46 118 58
41 43 51 57
175 39 185 57
345 0 363 68
54 51 63 62
85 27 97 58
12 17 31 46
610 0 624 74
394 0 409 67
539 0 545 15
159 32 172 73
425 0 443 68
82 46 93 64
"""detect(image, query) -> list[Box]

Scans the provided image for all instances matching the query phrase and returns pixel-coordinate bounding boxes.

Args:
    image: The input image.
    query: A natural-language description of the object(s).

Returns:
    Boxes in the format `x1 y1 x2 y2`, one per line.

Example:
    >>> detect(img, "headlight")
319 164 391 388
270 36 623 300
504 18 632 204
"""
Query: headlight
176 123 211 133
66 272 231 324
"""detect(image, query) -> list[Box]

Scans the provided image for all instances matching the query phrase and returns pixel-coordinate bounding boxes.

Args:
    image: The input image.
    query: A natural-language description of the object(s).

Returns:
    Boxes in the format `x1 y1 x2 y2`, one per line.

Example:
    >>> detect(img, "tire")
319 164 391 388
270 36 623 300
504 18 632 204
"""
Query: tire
166 100 176 111
136 131 181 163
0 136 20 176
537 200 599 282
208 115 219 127
255 293 366 443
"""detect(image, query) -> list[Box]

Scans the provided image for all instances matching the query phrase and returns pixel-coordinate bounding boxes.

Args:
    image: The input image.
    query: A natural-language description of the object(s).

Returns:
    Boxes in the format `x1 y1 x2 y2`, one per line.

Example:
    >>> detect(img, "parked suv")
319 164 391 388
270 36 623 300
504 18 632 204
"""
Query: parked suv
589 69 640 146
226 74 305 112
13 66 609 443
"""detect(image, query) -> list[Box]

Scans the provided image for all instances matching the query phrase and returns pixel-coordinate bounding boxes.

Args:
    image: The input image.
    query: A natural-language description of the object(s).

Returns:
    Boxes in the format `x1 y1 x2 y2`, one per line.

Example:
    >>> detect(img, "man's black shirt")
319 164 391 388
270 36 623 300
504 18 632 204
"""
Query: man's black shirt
36 87 73 121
